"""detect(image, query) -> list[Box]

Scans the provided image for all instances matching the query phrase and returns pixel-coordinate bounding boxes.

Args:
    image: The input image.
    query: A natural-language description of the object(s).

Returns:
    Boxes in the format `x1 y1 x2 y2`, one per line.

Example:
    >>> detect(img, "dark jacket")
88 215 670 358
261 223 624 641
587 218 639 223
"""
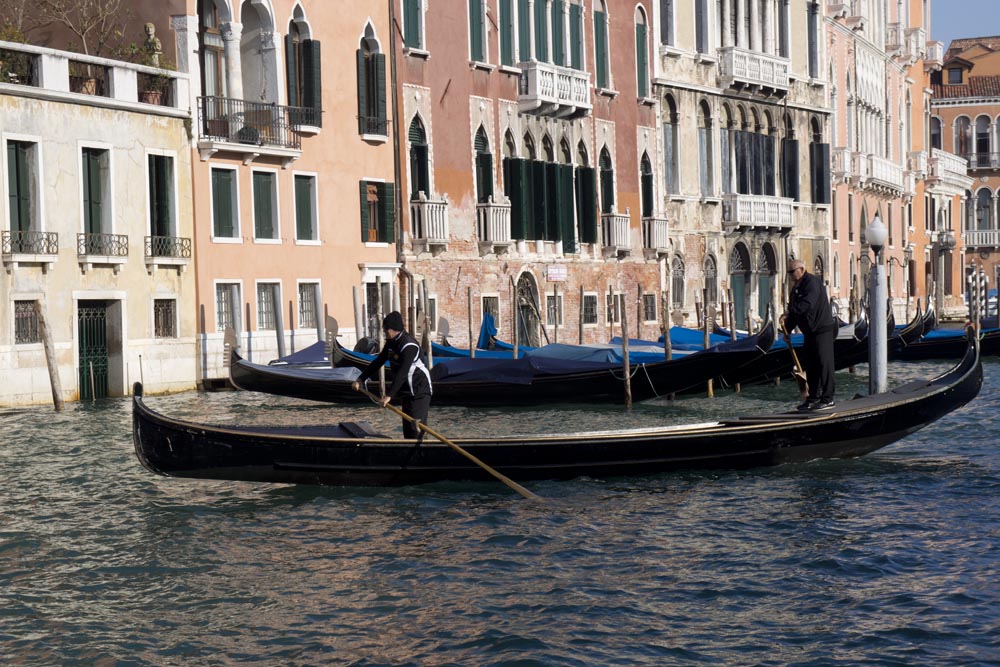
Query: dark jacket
357 331 433 398
786 271 836 335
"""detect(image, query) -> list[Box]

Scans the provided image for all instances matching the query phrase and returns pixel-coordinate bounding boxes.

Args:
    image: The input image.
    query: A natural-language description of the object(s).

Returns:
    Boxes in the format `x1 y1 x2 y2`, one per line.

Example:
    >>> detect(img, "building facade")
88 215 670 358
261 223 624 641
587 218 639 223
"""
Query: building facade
1 41 195 406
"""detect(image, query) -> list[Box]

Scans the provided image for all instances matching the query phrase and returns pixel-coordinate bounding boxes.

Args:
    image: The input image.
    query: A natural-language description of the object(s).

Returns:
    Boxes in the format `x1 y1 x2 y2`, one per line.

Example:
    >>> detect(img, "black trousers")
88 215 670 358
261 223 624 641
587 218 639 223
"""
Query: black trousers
802 328 836 402
401 393 431 441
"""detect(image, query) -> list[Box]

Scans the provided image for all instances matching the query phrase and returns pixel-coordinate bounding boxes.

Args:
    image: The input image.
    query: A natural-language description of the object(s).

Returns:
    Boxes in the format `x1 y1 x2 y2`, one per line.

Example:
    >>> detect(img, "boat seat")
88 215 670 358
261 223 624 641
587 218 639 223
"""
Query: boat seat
339 421 387 438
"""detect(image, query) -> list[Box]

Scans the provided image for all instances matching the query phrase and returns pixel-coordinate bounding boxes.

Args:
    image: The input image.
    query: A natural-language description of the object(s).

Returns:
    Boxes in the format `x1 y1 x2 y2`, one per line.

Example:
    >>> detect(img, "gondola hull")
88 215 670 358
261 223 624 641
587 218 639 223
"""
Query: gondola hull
133 335 982 488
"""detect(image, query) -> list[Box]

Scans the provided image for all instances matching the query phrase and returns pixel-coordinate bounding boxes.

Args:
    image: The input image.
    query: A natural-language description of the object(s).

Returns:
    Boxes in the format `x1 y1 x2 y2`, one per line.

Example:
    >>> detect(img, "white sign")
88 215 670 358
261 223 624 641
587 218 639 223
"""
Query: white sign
547 264 567 282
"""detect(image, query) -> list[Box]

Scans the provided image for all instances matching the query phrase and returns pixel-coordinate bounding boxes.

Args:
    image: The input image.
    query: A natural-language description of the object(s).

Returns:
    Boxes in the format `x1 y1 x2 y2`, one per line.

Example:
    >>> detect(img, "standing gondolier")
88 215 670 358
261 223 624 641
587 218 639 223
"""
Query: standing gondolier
782 260 836 411
352 311 433 440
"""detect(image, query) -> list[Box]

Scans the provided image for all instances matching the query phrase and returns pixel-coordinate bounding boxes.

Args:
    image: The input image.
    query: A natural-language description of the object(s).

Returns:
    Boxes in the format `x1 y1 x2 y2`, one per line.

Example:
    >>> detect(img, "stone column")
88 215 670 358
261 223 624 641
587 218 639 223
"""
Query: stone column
171 14 199 112
221 21 244 101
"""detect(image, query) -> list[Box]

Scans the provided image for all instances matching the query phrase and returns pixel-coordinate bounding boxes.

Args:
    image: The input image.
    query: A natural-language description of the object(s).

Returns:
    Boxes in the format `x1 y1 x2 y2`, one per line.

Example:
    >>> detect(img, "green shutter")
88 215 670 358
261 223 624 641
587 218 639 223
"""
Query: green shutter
576 167 598 243
149 155 173 237
404 0 421 48
500 0 513 66
359 180 370 241
558 164 576 253
642 170 653 218
636 23 648 98
476 152 494 203
82 149 103 234
595 12 607 88
356 49 367 134
519 159 533 239
285 34 299 107
505 158 527 239
469 0 482 61
569 4 582 70
551 0 564 66
295 175 314 240
531 160 547 239
600 167 614 214
518 0 530 62
534 0 548 62
378 182 395 243
253 172 274 238
375 53 387 130
8 142 30 232
212 169 234 237
303 40 322 126
545 162 560 240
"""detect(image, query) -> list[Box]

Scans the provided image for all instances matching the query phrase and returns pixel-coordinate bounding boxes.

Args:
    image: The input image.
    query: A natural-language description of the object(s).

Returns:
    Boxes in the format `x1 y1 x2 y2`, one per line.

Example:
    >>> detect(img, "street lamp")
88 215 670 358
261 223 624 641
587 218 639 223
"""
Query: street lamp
866 214 888 395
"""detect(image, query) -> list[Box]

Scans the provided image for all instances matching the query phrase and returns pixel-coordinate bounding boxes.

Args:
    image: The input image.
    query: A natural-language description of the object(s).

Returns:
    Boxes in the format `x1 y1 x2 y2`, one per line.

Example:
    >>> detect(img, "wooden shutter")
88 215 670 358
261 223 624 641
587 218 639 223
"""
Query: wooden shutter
404 0 422 48
811 142 830 204
500 0 514 66
375 53 387 131
8 142 30 232
378 182 396 243
476 152 494 203
636 22 648 98
303 40 323 126
356 50 367 134
212 169 234 237
505 158 527 239
641 169 653 218
535 0 548 62
82 149 102 234
149 155 173 237
558 164 576 253
531 160 547 239
520 159 534 239
575 167 598 243
295 175 314 240
551 0 564 66
764 135 776 196
518 0 531 62
736 132 751 194
285 34 299 107
782 139 800 201
253 172 273 238
470 0 484 61
359 181 370 240
570 4 582 69
545 162 560 240
594 12 608 88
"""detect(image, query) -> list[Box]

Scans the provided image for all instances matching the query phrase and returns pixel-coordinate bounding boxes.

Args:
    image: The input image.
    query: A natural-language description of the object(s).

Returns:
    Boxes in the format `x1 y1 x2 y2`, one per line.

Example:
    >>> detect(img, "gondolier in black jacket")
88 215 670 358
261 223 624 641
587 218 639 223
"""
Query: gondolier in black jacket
783 259 836 411
352 311 433 440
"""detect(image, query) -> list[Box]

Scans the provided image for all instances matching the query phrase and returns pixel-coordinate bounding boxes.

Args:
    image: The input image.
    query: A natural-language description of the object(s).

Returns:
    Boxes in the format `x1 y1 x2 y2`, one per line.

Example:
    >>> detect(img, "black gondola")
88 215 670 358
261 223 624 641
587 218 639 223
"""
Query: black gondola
132 332 982 489
894 326 1000 360
228 321 775 407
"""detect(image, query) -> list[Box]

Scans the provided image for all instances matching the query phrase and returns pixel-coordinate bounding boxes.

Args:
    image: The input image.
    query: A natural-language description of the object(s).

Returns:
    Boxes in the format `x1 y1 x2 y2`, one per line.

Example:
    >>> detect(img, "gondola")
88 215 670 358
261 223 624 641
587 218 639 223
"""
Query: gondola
132 331 983 489
894 325 1000 360
228 321 775 407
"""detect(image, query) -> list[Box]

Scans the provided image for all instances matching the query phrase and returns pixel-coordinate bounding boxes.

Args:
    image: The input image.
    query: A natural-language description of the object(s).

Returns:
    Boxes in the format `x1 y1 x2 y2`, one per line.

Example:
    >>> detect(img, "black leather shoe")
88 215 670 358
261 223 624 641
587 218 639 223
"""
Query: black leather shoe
811 400 835 411
797 400 815 412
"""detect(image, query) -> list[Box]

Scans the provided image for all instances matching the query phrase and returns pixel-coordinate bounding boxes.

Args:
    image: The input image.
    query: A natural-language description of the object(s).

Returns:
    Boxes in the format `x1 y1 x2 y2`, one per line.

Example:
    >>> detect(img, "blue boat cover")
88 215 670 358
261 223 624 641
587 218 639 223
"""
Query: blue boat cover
268 340 328 366
477 312 499 349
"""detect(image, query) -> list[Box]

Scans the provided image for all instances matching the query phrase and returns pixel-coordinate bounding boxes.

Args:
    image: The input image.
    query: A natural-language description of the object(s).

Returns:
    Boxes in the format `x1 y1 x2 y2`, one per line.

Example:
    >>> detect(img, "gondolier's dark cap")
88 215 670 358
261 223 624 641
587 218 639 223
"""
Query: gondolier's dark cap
382 311 405 332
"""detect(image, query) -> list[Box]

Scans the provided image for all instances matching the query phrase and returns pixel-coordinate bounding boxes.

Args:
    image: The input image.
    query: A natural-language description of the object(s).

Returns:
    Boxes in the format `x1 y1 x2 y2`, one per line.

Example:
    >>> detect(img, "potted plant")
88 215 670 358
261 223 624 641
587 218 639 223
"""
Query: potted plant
138 56 174 105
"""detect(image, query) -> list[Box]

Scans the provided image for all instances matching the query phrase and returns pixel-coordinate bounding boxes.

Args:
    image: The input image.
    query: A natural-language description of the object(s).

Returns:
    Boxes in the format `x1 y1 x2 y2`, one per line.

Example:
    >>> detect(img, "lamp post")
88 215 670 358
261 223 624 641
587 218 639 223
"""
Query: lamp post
866 214 888 395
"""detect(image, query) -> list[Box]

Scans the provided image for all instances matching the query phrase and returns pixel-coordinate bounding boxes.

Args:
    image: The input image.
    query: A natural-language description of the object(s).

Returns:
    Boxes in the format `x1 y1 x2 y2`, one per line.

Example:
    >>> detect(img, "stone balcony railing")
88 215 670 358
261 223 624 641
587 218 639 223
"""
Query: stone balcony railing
641 216 670 258
476 197 513 255
601 209 632 258
908 150 928 178
886 23 903 54
925 40 944 69
517 60 591 117
963 229 1000 248
851 152 872 184
905 27 927 61
825 0 850 19
929 148 971 186
0 39 187 111
833 147 854 180
409 192 449 254
717 46 790 94
722 193 793 232
867 154 905 193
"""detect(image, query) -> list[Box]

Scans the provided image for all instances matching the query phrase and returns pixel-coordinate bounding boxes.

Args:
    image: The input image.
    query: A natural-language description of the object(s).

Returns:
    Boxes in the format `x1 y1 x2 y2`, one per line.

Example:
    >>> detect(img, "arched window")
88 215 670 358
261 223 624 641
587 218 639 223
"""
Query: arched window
833 253 840 289
664 95 679 194
635 7 649 98
408 116 430 200
813 254 824 284
704 255 718 305
357 26 387 136
757 244 776 321
240 0 278 104
720 104 734 194
577 140 589 167
955 117 971 156
975 115 991 167
671 255 685 307
475 126 493 203
930 116 942 150
809 116 830 204
523 132 537 160
542 134 555 162
594 0 610 88
599 147 614 213
764 110 777 196
198 0 229 98
660 0 674 46
504 130 517 158
284 10 323 126
560 138 572 164
698 101 713 196
640 152 653 218
729 243 751 329
976 188 992 230
576 141 598 244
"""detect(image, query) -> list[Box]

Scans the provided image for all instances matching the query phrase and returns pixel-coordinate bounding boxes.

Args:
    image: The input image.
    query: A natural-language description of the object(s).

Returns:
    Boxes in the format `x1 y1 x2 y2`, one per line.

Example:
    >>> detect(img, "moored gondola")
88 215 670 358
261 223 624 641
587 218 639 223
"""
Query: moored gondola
133 331 982 489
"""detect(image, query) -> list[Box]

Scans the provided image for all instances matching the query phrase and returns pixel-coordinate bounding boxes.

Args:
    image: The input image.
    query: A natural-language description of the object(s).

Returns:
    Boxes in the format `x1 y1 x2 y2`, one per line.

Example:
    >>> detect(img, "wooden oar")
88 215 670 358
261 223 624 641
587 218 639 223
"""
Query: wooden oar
355 385 541 501
781 322 809 398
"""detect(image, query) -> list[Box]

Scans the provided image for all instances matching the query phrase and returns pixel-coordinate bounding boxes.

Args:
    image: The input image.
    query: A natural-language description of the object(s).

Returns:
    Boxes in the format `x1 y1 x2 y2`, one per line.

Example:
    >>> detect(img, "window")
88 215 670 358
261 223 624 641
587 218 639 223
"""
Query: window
482 295 500 326
671 256 685 307
216 282 242 332
781 115 799 201
606 294 620 323
594 1 609 88
252 171 278 240
427 296 438 332
359 180 396 243
832 196 838 240
955 118 971 156
6 141 37 241
403 0 424 50
474 126 494 204
640 153 654 218
848 193 854 242
82 147 110 236
546 294 563 326
211 167 238 238
599 147 614 213
364 282 392 336
14 300 40 344
635 8 649 99
720 106 733 194
535 0 549 61
357 27 387 136
469 0 486 62
807 2 819 79
294 174 317 241
154 299 176 338
704 255 718 305
298 282 319 328
660 0 674 46
976 189 992 230
583 293 598 324
930 117 942 150
518 0 531 62
409 117 430 200
257 283 279 330
199 0 227 98
663 97 678 194
148 154 175 239
569 1 584 69
499 0 514 66
695 0 708 53
698 103 713 197
286 18 322 127
948 68 962 85
551 0 565 66
809 119 830 205
643 293 657 322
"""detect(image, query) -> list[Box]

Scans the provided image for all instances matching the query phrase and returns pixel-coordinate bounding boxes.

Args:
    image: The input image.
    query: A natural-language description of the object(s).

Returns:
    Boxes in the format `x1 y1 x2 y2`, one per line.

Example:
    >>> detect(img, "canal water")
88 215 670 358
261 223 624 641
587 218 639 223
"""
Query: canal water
2 359 998 666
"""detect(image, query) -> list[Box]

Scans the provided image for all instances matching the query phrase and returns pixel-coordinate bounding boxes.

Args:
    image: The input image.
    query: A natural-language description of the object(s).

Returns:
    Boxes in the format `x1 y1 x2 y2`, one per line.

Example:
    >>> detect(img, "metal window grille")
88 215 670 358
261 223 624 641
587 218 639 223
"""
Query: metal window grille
546 295 563 326
216 283 237 331
482 296 499 327
643 294 657 322
257 283 277 330
154 299 176 338
298 283 317 328
14 300 40 343
583 295 598 324
427 297 438 332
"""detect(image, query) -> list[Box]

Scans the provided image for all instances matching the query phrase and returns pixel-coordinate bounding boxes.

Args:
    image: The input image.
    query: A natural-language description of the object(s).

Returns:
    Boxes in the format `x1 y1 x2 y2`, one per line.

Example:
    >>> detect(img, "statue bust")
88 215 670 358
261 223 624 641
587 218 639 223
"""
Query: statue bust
143 23 162 67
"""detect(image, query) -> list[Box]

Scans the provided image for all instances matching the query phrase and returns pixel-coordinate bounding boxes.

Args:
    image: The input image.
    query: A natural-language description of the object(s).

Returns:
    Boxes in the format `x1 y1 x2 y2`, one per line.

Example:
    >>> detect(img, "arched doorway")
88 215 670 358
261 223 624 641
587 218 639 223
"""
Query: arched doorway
515 272 542 347
729 242 751 330
756 243 776 321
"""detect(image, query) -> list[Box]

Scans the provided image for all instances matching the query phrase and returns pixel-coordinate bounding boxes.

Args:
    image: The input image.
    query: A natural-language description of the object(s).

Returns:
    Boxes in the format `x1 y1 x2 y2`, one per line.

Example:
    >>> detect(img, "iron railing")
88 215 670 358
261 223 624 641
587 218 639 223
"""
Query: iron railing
77 232 128 256
962 152 1000 170
145 235 192 258
68 59 109 96
198 96 303 150
0 46 38 86
359 115 389 136
2 230 58 254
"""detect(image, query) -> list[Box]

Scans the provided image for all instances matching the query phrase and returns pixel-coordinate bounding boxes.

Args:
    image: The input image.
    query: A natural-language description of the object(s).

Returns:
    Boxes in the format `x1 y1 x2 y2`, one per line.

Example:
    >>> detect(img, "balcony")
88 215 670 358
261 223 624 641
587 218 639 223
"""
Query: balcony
825 0 850 19
641 216 670 258
197 96 305 166
833 147 854 181
717 47 789 95
908 150 928 178
721 194 793 233
885 23 903 56
2 230 59 273
517 60 591 118
77 232 128 273
144 235 192 274
905 27 927 61
963 229 1000 248
925 40 944 70
409 192 450 255
928 148 972 191
601 209 632 258
962 152 1000 170
867 155 905 194
476 197 513 255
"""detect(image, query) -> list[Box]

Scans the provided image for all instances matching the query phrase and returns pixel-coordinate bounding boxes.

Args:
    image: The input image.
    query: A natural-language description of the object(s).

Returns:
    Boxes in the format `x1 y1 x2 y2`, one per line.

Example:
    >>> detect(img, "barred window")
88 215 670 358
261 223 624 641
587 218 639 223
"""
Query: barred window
643 293 657 322
14 300 40 344
216 282 241 332
482 295 499 322
606 294 620 323
546 295 563 326
298 283 318 329
257 283 279 330
583 294 598 324
154 299 176 338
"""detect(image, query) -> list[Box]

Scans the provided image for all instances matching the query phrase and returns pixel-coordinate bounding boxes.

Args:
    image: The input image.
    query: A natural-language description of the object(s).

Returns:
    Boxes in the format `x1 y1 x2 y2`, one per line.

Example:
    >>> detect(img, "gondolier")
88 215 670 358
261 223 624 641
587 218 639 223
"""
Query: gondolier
352 311 433 441
783 259 836 411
